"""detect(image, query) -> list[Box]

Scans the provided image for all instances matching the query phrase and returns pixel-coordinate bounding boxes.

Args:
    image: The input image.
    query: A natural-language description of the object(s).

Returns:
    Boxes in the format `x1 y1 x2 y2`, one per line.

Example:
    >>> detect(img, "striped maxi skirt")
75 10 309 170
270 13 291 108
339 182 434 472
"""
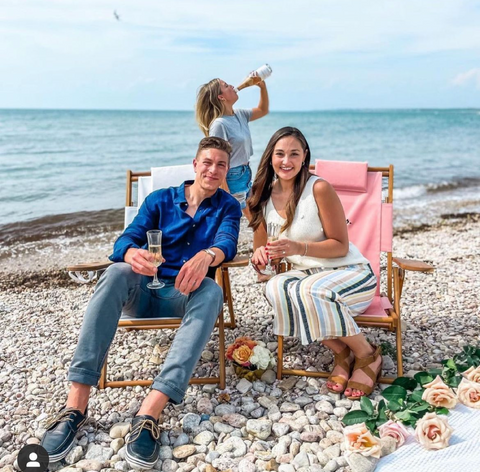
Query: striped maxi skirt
265 263 377 345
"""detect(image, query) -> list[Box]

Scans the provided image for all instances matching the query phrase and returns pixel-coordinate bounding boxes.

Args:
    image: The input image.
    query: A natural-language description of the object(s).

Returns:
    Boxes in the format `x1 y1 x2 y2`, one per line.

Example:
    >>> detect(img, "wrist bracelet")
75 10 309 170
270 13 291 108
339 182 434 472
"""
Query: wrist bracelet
303 242 308 257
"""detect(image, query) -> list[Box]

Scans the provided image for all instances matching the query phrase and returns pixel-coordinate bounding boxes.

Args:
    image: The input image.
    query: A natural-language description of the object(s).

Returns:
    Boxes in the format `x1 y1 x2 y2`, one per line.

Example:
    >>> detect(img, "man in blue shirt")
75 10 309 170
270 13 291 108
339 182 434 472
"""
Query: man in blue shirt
41 137 241 469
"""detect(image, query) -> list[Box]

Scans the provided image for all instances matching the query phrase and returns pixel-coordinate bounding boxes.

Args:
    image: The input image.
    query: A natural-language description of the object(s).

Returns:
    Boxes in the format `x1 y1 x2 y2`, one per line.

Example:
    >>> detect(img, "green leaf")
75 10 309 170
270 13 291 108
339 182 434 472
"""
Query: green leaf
360 396 374 415
410 402 430 413
387 400 402 412
394 410 412 421
436 407 450 416
365 419 377 433
414 372 433 386
442 358 457 370
342 410 369 426
445 375 462 388
393 377 418 391
382 385 408 403
409 389 425 403
428 368 443 377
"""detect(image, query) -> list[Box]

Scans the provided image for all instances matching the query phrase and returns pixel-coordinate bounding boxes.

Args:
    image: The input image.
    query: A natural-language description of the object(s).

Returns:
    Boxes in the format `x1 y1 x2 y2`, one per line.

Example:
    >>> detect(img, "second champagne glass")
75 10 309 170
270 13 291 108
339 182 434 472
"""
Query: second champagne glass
146 230 165 289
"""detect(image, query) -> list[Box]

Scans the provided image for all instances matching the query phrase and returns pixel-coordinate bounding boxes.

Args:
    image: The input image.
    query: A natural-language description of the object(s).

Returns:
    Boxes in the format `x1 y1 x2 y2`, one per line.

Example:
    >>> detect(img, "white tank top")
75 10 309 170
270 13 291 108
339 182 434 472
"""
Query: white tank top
264 175 369 270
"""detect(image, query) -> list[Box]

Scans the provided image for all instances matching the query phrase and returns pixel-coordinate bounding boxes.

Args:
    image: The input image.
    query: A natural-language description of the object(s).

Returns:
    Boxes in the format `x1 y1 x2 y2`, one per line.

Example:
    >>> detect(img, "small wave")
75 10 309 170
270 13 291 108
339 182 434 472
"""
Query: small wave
396 177 480 200
0 208 124 247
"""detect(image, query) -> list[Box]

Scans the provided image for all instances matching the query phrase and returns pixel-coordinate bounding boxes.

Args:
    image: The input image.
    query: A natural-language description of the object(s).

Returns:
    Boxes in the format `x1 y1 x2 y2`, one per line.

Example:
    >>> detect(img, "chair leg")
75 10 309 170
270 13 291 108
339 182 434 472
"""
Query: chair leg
218 310 226 390
277 336 284 380
396 325 404 377
223 268 236 329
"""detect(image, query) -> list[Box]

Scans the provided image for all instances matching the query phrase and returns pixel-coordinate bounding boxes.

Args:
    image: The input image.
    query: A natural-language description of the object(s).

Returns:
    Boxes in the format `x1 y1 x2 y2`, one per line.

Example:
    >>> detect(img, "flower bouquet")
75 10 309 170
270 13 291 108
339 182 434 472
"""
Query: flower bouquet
226 336 276 382
341 344 480 461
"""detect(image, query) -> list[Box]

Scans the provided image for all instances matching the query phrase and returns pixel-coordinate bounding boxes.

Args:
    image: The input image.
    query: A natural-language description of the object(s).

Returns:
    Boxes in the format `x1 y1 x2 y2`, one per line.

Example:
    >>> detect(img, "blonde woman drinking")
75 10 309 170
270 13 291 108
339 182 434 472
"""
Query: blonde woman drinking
195 75 269 215
248 127 382 399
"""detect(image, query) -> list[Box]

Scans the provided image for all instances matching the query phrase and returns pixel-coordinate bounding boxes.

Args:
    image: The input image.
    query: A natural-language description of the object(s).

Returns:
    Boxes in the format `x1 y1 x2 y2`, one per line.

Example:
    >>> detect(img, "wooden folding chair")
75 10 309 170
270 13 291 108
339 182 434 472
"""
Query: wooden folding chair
67 167 248 390
276 161 434 385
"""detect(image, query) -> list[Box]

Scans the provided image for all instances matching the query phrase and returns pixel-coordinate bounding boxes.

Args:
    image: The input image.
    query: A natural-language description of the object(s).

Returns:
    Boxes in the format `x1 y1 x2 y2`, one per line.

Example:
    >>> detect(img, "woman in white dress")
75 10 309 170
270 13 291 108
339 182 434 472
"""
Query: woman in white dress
248 127 382 399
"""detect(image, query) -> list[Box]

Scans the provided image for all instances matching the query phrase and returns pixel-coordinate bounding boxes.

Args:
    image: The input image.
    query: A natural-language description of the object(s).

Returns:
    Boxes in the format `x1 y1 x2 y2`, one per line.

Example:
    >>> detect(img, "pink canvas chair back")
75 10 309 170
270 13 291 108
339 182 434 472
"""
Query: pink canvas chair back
314 160 393 316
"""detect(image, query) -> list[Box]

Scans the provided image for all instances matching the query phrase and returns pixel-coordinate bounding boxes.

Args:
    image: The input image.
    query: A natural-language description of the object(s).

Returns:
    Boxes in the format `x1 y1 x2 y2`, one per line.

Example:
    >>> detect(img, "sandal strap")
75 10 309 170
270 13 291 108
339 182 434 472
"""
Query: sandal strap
329 375 348 388
352 345 381 371
333 346 352 370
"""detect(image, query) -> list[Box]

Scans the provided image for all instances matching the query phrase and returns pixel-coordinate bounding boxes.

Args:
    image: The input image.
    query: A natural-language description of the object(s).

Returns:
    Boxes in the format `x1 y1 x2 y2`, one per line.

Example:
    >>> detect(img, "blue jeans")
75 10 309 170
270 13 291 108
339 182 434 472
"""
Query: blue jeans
68 263 223 403
226 164 252 210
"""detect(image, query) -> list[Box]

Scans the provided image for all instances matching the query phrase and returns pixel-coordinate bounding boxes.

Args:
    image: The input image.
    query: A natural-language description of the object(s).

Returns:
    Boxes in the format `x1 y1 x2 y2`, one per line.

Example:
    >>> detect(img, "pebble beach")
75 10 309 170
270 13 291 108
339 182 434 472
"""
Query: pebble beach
1 214 479 472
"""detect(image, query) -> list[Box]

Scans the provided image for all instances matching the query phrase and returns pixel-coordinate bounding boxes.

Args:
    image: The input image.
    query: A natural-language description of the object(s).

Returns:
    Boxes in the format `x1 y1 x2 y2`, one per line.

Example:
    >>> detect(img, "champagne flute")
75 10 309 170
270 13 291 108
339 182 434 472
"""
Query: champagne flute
146 230 165 289
263 223 282 275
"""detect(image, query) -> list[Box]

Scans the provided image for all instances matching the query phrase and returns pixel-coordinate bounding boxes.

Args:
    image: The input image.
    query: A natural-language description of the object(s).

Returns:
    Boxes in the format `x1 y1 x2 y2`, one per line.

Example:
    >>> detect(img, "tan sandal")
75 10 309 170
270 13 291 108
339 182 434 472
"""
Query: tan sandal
326 346 354 394
346 345 383 400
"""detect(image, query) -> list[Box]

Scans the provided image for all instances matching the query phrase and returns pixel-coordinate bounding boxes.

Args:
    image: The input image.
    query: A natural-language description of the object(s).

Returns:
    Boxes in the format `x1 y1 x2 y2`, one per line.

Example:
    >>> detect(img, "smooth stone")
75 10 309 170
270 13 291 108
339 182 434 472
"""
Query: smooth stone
214 404 236 416
114 461 128 472
278 465 295 472
253 381 266 392
201 350 214 361
317 451 329 466
162 459 179 472
222 413 247 428
324 459 339 472
193 431 214 446
238 458 256 472
246 419 272 440
250 408 265 419
215 436 247 457
280 402 300 413
65 446 84 465
196 398 214 415
213 422 234 434
292 451 310 468
109 423 130 439
110 438 124 454
333 407 348 418
75 459 103 471
237 378 253 394
261 370 276 385
85 444 114 462
324 444 341 459
347 453 379 472
173 433 190 448
173 445 197 459
182 413 201 433
315 401 334 414
294 396 313 407
278 377 297 391
272 423 290 437
158 446 173 460
380 436 397 457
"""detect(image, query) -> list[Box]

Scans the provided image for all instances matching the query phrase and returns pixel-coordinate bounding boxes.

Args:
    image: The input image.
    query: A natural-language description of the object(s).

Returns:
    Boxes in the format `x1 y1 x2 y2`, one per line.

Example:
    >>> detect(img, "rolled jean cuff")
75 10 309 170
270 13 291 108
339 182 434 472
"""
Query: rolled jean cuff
151 378 185 405
68 367 101 386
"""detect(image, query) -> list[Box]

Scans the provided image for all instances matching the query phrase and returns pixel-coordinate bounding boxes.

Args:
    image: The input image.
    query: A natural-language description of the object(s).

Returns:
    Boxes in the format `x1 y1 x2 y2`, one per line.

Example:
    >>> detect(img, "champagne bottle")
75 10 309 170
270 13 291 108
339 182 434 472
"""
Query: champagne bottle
236 64 272 91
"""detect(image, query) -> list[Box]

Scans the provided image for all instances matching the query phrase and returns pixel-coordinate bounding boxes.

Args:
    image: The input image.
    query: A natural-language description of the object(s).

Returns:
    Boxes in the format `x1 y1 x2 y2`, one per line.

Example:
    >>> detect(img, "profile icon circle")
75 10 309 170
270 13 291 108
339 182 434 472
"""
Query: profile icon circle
17 445 49 472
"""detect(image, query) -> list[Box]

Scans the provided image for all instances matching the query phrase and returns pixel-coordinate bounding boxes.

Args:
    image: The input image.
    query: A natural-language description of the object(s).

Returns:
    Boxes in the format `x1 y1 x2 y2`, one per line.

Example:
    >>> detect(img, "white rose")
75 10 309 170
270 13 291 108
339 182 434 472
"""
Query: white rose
415 412 453 450
250 345 273 370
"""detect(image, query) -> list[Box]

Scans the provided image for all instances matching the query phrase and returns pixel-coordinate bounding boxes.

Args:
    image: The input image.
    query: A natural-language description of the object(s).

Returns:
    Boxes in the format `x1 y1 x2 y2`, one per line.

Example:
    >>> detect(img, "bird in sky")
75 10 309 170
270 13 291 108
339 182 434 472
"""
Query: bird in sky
113 10 121 21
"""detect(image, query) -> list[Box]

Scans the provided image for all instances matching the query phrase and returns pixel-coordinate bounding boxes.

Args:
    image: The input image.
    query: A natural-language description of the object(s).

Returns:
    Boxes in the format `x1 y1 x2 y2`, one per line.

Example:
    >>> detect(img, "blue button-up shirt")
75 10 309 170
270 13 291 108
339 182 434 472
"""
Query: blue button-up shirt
109 181 242 278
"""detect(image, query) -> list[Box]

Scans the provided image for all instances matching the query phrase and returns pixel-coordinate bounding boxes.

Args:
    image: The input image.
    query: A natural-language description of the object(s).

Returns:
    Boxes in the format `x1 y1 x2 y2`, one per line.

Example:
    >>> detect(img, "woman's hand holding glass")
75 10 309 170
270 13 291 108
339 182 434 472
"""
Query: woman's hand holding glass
265 238 303 259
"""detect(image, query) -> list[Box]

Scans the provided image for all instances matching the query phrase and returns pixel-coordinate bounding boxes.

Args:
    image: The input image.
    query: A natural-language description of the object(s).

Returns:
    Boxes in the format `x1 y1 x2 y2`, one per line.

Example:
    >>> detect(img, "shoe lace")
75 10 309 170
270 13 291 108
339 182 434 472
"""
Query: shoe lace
127 419 160 444
45 407 82 430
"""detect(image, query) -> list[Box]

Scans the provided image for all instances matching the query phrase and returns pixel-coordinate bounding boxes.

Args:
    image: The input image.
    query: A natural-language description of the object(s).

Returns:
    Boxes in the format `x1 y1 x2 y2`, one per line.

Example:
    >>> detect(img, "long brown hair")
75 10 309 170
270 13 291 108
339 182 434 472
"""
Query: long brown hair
248 127 312 232
195 79 224 136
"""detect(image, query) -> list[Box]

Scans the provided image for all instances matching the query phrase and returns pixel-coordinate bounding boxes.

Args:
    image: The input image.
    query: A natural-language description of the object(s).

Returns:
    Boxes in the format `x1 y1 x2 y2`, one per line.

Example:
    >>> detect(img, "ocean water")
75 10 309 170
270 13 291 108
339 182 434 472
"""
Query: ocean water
1 108 479 234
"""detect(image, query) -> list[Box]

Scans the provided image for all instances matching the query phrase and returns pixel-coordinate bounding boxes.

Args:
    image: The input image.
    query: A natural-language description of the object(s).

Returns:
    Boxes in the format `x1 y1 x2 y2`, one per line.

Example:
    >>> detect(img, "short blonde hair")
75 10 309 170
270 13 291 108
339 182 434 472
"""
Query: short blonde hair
195 78 224 137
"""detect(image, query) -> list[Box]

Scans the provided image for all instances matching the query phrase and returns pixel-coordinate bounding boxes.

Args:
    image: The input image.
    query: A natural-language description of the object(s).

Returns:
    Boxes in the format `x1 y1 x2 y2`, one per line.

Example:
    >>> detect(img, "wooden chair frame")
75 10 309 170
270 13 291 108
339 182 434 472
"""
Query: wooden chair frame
276 165 434 385
67 170 249 390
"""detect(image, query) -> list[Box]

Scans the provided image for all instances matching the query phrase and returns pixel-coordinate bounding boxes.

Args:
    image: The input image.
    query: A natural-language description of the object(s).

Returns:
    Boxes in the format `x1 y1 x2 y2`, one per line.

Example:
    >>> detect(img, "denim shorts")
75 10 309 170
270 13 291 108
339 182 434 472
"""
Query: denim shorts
226 164 252 210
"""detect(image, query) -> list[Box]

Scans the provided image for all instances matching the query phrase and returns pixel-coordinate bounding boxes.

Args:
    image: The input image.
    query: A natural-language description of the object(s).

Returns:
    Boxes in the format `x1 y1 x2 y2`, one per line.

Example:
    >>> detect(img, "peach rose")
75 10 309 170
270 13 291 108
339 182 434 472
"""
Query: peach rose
232 345 253 366
344 423 382 458
226 337 257 360
463 366 480 383
378 420 410 448
415 412 453 450
422 375 457 409
457 377 480 409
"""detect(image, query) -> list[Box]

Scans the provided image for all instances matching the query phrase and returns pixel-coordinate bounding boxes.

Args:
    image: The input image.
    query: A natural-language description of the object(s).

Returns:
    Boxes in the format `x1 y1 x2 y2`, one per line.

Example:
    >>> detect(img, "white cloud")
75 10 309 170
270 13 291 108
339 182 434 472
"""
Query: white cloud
452 69 480 89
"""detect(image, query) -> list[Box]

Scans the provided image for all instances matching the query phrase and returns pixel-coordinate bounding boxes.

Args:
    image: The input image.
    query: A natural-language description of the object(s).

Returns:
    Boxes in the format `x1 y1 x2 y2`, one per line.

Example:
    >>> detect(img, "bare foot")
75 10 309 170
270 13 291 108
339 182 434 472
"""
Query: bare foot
345 348 382 398
326 349 354 393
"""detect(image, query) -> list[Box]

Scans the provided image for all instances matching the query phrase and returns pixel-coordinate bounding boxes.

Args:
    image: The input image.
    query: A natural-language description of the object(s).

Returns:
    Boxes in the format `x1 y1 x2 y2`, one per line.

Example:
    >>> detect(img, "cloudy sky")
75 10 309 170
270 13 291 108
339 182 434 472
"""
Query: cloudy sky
1 0 480 110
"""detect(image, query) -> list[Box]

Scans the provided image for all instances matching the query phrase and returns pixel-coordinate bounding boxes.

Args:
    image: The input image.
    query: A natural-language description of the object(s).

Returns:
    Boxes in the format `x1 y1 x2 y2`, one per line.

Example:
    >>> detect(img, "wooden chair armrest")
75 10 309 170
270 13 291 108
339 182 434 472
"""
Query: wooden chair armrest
221 255 250 268
393 257 434 273
67 260 113 272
